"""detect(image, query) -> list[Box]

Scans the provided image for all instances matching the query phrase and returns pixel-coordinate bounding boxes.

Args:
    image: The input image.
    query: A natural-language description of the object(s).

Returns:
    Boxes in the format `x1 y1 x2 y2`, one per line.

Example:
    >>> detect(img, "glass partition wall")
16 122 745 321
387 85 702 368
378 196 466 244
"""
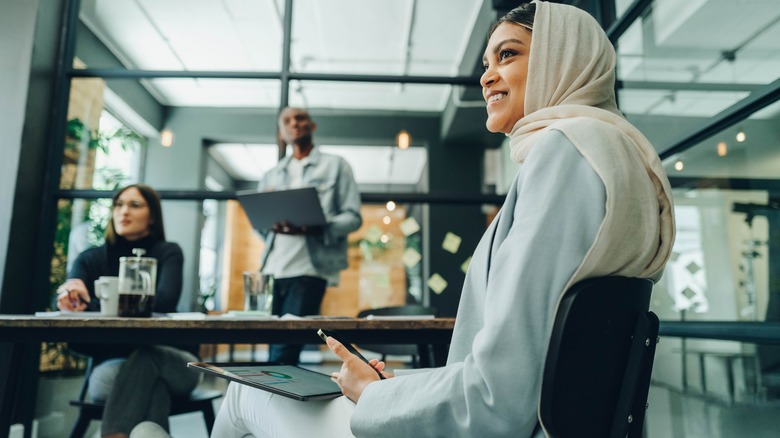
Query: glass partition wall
45 0 780 341
49 0 500 328
23 0 780 435
613 0 780 433
614 0 780 321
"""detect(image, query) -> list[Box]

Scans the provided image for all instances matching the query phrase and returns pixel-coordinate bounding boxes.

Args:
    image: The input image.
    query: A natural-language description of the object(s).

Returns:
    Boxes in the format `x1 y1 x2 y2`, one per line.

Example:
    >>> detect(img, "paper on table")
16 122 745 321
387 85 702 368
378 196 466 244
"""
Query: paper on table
168 312 207 320
223 311 279 319
35 311 106 317
302 315 353 319
365 315 435 320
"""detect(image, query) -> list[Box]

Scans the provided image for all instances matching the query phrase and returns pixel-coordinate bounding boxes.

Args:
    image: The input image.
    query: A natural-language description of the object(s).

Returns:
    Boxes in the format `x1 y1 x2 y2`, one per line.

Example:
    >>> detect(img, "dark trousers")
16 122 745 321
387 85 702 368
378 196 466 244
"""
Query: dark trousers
268 275 328 364
100 345 200 434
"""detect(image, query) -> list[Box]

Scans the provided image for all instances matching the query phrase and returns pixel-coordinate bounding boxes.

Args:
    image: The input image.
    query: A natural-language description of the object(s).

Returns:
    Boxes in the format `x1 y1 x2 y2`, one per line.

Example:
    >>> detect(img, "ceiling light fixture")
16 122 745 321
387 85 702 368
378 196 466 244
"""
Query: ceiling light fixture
736 129 746 142
386 201 396 211
161 129 174 147
674 160 684 171
717 142 727 157
383 215 391 225
396 130 411 149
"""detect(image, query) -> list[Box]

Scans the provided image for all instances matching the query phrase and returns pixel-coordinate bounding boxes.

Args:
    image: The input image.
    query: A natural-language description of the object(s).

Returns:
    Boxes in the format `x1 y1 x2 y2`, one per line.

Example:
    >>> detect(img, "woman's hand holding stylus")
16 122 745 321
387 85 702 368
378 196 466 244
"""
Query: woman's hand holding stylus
326 336 393 402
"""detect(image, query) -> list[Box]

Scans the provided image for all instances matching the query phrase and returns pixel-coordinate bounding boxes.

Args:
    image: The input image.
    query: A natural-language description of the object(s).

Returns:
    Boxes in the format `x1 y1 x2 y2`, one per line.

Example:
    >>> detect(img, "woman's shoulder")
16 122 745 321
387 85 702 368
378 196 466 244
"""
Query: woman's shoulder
519 129 605 193
75 245 107 261
527 128 587 164
150 240 183 257
547 117 641 164
550 117 623 142
553 116 642 151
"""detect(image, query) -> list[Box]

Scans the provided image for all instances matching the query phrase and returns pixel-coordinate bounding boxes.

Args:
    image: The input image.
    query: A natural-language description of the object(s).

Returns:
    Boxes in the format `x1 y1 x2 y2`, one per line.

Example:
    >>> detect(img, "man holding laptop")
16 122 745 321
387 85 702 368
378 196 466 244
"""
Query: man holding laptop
257 106 362 365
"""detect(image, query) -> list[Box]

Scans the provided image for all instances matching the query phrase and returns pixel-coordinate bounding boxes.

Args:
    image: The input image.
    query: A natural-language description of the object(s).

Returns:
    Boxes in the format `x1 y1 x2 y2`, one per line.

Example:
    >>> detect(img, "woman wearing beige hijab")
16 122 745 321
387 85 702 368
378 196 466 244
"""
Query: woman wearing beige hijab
206 2 675 437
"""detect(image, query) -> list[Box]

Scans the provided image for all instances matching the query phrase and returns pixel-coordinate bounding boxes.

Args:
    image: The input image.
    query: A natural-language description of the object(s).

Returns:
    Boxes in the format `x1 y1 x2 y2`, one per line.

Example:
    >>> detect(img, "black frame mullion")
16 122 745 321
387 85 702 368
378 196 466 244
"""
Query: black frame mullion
34 0 82 311
606 0 652 45
658 77 780 160
280 0 293 108
68 69 481 85
54 189 506 205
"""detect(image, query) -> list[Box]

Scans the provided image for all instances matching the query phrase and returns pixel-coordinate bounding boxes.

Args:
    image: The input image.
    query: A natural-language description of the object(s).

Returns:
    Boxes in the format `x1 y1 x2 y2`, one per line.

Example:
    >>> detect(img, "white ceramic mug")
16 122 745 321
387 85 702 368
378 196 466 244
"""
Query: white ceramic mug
95 276 119 316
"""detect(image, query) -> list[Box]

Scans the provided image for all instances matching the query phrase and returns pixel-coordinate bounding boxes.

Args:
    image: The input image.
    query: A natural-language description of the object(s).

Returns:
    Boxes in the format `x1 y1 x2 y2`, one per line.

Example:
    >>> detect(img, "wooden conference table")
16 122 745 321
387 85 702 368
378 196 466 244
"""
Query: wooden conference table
0 314 455 438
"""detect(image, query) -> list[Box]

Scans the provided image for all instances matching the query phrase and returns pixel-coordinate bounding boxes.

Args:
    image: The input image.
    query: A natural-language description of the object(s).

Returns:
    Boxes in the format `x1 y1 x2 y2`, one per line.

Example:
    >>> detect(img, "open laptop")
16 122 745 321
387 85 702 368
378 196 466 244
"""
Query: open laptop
236 187 327 231
188 362 342 401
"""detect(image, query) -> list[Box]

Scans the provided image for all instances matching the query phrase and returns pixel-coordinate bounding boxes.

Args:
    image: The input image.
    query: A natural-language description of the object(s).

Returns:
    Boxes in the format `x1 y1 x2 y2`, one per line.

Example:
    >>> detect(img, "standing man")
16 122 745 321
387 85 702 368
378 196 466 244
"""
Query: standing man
258 107 362 364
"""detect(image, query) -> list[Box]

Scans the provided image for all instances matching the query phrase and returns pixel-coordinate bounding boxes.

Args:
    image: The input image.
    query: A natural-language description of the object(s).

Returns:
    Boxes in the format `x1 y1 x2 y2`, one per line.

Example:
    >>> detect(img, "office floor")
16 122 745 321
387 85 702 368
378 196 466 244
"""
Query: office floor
165 377 780 438
644 385 780 438
64 351 780 438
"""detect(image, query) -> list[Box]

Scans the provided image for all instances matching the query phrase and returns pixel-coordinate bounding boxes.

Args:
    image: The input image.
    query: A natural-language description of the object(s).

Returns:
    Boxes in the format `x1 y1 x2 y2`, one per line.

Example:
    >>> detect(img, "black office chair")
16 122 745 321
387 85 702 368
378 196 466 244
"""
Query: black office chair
356 304 437 368
69 357 222 438
539 276 659 438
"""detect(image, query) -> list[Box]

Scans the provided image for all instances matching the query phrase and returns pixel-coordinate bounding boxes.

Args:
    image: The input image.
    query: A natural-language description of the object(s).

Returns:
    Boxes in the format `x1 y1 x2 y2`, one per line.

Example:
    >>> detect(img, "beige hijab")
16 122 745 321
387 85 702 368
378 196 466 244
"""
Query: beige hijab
508 1 676 288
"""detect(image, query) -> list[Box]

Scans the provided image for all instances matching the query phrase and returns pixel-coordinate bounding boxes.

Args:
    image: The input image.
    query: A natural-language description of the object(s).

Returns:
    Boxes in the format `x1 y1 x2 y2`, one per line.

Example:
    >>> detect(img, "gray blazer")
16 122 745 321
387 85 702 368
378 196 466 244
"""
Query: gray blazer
352 131 607 437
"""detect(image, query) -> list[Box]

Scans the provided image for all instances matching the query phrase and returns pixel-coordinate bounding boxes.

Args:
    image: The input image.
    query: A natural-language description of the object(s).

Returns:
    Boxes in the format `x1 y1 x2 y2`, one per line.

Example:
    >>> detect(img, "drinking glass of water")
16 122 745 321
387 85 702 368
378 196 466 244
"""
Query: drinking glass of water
243 272 273 316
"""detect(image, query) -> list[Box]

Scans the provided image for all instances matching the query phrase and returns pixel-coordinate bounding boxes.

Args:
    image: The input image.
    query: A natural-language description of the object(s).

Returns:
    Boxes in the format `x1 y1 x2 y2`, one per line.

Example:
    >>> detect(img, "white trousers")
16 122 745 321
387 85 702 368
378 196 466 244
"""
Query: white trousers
211 382 356 438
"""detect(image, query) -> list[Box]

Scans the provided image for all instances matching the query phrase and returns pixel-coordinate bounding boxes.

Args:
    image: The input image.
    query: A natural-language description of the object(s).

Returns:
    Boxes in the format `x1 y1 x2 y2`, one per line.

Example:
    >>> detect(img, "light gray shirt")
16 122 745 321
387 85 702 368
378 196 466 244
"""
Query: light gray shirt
262 156 320 279
258 147 362 285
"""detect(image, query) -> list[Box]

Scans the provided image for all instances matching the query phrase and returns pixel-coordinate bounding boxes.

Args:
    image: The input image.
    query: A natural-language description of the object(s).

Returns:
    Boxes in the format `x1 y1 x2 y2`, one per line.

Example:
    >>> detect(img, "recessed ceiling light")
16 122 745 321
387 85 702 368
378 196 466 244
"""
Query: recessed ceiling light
161 129 174 147
396 130 411 149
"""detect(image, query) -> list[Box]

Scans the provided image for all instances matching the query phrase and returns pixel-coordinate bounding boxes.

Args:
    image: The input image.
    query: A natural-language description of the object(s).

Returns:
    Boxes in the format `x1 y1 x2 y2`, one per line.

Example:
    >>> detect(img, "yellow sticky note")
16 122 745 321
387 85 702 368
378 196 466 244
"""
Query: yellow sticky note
401 248 422 269
399 217 421 236
376 273 390 288
461 256 472 274
427 273 448 295
442 232 462 254
364 225 383 244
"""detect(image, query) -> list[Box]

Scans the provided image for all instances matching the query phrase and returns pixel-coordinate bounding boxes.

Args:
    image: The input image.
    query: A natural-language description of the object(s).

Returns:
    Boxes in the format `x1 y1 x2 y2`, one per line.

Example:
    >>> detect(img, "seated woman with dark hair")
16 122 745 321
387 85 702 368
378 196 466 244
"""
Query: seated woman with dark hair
56 183 200 438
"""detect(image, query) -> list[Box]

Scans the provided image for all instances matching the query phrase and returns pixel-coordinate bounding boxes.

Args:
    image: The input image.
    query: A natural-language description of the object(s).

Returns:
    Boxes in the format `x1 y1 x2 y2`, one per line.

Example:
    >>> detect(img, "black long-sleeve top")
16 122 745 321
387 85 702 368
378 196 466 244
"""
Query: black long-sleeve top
68 235 197 361
69 235 184 313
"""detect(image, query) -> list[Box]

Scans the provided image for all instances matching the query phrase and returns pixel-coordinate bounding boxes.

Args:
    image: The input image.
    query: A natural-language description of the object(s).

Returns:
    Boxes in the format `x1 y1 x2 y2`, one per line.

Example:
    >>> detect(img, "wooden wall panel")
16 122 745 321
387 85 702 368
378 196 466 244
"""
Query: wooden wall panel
321 205 407 317
220 204 407 317
220 200 264 311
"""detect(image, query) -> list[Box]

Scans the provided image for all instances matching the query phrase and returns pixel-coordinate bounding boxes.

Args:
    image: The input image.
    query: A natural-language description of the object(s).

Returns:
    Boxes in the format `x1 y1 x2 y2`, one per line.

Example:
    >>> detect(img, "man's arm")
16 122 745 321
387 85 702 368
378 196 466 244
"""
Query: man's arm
323 158 362 240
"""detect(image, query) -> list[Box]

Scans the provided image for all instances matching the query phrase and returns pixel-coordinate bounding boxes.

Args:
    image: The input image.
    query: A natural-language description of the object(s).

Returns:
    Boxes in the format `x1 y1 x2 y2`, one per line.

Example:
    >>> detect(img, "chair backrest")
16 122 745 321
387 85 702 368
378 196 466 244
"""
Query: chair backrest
539 276 659 438
356 305 437 358
357 304 436 318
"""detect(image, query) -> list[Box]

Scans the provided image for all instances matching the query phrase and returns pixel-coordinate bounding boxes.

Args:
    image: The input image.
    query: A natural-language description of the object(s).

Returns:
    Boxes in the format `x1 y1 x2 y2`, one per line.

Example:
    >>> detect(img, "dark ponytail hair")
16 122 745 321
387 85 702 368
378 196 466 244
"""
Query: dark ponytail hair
488 2 536 39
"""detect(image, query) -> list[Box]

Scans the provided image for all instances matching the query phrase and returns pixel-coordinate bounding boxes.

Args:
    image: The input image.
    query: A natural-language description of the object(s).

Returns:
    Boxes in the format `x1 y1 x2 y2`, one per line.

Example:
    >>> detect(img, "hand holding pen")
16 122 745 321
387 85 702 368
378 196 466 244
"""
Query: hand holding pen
320 330 392 403
56 279 91 312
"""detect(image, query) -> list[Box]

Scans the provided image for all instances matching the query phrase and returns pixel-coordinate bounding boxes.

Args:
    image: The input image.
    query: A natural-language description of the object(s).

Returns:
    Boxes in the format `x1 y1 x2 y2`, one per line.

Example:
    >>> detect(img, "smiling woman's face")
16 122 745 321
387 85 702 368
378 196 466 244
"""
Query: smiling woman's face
480 22 532 134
